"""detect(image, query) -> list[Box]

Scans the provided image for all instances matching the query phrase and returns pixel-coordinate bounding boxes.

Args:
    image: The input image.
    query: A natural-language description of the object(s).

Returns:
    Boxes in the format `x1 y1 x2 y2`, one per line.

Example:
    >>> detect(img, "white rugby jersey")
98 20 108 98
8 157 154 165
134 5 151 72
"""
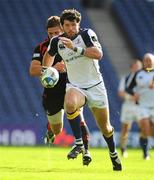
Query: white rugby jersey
134 70 154 107
47 28 104 88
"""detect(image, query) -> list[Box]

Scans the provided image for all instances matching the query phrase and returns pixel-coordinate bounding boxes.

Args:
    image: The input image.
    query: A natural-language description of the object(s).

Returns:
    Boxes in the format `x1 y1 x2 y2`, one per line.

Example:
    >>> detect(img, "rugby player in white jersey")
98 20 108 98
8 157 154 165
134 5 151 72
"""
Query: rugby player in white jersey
132 53 154 160
43 9 122 170
118 60 142 158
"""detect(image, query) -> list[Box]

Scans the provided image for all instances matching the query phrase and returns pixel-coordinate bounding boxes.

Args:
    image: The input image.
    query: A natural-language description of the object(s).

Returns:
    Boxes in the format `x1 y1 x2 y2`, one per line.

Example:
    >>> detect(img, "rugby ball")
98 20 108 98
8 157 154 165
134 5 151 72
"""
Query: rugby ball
41 67 59 88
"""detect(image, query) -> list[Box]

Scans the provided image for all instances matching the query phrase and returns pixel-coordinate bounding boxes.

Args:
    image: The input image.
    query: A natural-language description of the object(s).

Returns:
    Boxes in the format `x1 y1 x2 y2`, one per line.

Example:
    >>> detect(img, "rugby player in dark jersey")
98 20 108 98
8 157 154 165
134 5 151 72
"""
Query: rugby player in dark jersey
29 16 91 165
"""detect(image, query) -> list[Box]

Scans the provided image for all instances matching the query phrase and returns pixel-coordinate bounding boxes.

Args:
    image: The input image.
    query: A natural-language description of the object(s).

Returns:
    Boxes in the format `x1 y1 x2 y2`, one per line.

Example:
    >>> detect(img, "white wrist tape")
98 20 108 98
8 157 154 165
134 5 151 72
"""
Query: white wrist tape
73 47 85 55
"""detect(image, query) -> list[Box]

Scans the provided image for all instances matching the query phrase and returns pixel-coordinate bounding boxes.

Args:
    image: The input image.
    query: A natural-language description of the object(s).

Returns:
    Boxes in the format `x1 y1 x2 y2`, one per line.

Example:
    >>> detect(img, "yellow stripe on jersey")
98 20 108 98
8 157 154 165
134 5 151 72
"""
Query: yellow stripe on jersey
66 111 80 120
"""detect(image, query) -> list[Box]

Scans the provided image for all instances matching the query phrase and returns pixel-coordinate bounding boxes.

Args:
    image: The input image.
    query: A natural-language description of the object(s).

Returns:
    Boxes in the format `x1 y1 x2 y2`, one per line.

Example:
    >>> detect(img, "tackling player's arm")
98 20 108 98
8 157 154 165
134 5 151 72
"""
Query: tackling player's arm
29 60 42 76
43 37 58 67
43 51 55 67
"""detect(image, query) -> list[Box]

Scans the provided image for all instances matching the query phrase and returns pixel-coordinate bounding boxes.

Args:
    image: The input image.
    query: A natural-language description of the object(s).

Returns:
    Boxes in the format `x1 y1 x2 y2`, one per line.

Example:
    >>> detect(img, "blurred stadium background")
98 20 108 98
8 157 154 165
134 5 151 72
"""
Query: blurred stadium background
0 0 154 147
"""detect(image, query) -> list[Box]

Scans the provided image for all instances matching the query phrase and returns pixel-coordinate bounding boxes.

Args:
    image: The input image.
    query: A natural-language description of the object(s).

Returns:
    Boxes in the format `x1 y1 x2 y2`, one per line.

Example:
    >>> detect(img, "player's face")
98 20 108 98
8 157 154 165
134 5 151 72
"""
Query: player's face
47 26 62 39
143 56 153 69
62 20 80 38
130 60 142 72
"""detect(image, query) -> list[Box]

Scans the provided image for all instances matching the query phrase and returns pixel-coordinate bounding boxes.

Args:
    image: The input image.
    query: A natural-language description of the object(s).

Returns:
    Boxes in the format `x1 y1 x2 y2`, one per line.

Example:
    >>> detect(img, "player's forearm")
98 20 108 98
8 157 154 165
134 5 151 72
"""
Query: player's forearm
118 91 134 101
29 60 42 76
73 46 103 60
118 91 125 99
43 51 54 67
83 47 103 60
29 68 42 76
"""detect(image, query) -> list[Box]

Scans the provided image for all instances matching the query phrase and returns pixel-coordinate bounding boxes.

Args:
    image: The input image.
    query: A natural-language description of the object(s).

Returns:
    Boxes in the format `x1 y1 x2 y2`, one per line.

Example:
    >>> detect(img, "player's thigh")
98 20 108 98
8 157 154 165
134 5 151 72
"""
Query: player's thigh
85 83 109 109
42 92 65 115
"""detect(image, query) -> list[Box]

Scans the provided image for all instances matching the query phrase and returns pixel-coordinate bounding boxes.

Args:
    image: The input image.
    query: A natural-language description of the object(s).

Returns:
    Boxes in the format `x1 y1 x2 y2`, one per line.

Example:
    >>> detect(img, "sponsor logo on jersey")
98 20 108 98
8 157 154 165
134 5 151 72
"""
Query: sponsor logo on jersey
91 36 97 42
65 55 82 62
33 53 40 58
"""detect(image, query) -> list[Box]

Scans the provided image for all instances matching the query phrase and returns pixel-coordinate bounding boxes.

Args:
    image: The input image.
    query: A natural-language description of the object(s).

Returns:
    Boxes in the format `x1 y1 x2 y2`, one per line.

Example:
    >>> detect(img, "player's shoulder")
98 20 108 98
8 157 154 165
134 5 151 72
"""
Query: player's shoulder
135 69 146 79
135 69 143 75
39 38 49 46
34 38 49 49
80 28 96 35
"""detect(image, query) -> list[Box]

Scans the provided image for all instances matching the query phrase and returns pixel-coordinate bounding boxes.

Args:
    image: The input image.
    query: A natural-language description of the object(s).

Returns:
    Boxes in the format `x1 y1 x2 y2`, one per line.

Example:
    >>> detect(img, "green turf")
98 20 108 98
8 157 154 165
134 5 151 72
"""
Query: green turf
0 146 154 180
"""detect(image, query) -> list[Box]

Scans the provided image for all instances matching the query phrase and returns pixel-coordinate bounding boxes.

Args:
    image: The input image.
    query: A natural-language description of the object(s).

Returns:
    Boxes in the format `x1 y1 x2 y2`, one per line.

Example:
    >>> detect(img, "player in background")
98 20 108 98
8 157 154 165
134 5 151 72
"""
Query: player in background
133 53 154 160
29 16 91 165
118 60 142 158
43 9 122 170
143 53 154 71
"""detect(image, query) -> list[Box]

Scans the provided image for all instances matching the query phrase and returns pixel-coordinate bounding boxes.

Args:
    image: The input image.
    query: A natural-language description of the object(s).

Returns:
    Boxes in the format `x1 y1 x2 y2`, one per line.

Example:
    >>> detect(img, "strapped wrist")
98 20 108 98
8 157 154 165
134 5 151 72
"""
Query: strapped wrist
73 47 85 55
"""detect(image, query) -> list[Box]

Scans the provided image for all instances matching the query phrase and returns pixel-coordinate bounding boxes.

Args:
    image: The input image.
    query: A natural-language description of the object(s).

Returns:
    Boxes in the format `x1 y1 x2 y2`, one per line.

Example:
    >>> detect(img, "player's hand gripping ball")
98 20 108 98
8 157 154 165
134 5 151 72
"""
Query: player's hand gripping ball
41 67 59 88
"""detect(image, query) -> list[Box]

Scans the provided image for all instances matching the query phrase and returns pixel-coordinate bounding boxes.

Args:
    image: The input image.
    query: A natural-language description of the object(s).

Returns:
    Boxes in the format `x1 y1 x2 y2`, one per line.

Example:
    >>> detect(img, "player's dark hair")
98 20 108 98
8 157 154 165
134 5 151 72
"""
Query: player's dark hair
46 16 60 29
60 9 81 25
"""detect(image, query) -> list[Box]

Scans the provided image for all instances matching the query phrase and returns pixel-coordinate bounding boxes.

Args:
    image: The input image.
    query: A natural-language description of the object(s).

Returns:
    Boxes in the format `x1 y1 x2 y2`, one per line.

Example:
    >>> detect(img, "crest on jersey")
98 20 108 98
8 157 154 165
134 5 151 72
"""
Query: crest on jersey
91 36 97 42
59 44 65 49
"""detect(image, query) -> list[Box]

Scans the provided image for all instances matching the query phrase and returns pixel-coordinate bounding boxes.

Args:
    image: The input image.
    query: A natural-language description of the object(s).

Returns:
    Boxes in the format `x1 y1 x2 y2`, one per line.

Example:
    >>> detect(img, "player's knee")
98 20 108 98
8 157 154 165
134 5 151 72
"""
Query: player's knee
65 100 77 113
103 126 114 137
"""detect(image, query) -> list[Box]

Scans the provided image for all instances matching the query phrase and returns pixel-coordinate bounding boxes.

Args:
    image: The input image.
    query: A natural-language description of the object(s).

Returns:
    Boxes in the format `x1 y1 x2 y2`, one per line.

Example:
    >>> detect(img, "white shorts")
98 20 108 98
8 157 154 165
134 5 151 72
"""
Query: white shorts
120 102 140 123
138 106 154 122
66 82 109 109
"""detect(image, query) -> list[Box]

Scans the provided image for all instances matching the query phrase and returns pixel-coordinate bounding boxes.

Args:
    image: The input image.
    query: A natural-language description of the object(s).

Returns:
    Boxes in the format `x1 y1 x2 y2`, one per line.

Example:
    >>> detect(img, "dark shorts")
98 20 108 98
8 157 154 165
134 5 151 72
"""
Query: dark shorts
42 92 65 116
42 72 67 116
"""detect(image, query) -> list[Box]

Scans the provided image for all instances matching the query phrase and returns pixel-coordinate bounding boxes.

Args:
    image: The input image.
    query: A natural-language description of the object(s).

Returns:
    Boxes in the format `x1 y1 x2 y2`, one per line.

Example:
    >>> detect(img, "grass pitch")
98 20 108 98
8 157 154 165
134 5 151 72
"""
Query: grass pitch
0 146 154 180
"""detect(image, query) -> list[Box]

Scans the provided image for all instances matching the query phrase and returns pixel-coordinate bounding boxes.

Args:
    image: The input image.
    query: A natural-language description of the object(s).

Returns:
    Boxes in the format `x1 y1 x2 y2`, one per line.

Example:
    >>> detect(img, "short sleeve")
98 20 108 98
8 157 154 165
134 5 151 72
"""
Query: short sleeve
32 45 42 62
47 37 59 56
81 29 102 49
118 76 126 91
